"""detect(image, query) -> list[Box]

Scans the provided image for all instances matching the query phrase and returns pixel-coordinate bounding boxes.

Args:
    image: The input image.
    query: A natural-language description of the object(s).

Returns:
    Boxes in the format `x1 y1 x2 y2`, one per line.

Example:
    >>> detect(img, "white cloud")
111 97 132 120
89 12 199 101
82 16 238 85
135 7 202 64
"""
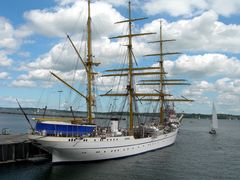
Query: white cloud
0 17 19 49
24 1 124 38
0 96 35 107
102 0 129 6
93 37 152 66
13 67 88 88
214 78 240 114
20 37 126 72
143 0 240 17
209 0 240 17
0 96 17 104
51 70 87 83
215 78 240 95
55 0 75 6
158 52 240 114
183 80 215 96
14 0 155 91
181 77 240 114
165 54 240 78
18 30 153 77
143 0 207 17
11 79 36 88
0 72 10 79
196 81 215 91
0 17 32 50
142 11 240 53
18 69 52 81
24 42 78 72
0 51 13 67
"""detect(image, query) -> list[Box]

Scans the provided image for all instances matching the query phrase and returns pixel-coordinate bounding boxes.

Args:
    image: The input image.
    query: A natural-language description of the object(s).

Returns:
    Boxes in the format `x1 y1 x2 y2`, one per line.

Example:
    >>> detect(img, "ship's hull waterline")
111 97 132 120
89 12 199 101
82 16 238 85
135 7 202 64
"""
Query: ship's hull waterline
29 129 178 163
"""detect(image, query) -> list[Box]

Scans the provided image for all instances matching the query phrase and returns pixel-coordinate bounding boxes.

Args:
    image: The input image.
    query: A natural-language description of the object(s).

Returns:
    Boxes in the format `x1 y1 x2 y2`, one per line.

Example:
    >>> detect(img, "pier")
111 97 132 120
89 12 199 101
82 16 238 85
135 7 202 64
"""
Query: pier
0 134 49 164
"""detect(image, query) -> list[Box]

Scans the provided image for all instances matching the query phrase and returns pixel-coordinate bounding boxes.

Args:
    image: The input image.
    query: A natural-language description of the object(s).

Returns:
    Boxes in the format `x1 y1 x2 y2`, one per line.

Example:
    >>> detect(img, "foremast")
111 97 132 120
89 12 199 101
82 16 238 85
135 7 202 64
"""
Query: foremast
50 0 96 124
87 0 94 124
67 0 95 124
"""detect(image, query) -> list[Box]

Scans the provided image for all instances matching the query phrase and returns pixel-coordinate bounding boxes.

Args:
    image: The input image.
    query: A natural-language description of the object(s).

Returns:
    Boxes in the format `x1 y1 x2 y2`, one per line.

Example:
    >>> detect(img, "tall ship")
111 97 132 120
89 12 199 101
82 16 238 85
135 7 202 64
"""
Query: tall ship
28 0 192 163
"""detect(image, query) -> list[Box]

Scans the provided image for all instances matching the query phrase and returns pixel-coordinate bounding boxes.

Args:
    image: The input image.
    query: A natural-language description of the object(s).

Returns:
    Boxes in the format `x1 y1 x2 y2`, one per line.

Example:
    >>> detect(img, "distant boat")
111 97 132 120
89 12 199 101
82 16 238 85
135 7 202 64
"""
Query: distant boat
209 102 218 135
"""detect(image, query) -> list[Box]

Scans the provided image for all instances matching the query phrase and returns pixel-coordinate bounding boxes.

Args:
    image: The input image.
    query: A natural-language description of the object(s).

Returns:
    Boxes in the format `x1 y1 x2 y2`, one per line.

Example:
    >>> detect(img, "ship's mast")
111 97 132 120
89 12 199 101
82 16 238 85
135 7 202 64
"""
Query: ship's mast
101 1 155 133
127 1 134 132
50 0 96 124
87 0 93 124
159 22 164 125
140 22 193 126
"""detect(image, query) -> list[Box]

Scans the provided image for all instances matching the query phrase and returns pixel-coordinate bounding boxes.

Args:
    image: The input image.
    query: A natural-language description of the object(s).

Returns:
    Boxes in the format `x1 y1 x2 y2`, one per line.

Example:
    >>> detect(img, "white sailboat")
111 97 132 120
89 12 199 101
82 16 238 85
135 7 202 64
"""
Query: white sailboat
28 0 192 163
209 102 218 134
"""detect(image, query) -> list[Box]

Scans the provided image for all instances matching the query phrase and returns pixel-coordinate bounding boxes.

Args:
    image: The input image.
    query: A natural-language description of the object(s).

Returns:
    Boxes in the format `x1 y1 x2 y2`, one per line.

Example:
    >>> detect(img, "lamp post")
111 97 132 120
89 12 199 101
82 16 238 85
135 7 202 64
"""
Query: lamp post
58 90 63 110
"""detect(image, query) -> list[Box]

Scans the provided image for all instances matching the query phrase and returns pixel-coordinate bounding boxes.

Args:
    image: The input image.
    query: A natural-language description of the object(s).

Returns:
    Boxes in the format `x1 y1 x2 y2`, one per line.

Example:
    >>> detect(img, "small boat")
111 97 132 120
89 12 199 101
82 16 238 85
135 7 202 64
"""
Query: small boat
209 102 218 135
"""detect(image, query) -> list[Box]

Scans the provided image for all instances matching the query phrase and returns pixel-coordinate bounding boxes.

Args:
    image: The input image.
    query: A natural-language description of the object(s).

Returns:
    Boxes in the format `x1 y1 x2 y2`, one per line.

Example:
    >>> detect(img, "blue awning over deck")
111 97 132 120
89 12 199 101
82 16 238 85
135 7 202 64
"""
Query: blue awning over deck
35 122 95 136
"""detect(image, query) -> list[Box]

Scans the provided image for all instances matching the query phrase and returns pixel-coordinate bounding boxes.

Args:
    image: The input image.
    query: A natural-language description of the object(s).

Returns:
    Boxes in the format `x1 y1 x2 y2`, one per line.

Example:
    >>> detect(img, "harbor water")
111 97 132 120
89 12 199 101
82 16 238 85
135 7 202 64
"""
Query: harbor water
0 114 239 180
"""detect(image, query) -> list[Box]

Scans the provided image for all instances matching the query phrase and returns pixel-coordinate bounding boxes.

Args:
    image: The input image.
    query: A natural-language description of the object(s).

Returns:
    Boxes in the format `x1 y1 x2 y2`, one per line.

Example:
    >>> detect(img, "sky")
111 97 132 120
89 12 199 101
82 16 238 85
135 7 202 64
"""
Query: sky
0 0 240 115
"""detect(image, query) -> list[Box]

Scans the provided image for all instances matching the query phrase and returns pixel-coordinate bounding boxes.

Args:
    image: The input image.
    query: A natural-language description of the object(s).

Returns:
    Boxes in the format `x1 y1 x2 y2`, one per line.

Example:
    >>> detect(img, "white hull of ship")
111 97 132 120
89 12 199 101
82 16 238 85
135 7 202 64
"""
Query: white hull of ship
29 129 178 163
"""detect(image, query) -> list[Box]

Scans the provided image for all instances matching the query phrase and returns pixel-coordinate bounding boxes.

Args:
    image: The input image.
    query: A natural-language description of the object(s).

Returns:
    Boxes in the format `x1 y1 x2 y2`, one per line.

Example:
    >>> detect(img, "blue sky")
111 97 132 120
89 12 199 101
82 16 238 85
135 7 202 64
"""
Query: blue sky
0 0 240 115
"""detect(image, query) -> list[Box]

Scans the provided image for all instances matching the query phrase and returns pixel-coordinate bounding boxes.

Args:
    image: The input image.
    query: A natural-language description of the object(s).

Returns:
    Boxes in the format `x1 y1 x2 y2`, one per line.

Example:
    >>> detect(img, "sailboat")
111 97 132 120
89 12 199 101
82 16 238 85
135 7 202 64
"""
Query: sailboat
209 102 218 134
28 0 192 163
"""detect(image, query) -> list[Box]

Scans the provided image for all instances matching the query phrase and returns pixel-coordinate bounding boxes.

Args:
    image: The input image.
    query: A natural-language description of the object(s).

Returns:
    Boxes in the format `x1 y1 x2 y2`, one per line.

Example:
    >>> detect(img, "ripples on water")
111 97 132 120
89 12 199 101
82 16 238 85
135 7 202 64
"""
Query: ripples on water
0 114 239 180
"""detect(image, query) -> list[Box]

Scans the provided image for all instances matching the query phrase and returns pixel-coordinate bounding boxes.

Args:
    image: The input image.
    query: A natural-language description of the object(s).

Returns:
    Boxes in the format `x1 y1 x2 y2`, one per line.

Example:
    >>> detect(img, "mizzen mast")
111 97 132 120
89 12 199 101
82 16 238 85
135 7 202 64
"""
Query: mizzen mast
140 21 193 126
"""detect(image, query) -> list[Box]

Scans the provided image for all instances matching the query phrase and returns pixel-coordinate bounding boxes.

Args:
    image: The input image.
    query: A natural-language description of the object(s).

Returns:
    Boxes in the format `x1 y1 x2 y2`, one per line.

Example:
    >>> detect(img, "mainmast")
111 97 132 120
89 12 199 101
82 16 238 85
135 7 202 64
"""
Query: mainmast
101 1 155 133
127 1 134 132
